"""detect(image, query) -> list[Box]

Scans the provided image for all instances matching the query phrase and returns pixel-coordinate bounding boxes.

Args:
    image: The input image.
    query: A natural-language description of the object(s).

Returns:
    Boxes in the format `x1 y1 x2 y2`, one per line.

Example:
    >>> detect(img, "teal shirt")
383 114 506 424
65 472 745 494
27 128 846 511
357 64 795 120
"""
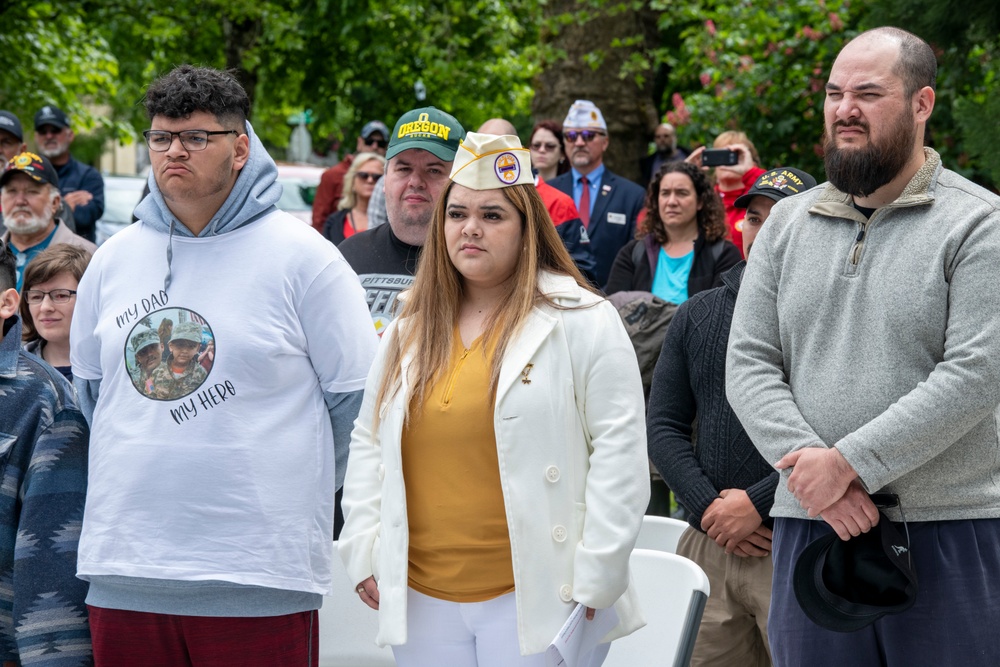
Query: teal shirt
651 247 693 304
10 224 59 291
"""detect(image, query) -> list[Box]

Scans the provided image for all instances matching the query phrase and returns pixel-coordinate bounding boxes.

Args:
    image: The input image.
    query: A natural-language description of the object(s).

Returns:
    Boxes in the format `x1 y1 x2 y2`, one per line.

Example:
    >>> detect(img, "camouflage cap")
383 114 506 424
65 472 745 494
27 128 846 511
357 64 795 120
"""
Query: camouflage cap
131 328 161 352
169 321 203 344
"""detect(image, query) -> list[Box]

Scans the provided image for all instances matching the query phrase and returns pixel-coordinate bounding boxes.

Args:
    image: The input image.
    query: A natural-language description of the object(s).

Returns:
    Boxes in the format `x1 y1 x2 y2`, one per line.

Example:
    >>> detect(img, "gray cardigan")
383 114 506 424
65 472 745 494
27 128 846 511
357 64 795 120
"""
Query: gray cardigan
726 149 1000 522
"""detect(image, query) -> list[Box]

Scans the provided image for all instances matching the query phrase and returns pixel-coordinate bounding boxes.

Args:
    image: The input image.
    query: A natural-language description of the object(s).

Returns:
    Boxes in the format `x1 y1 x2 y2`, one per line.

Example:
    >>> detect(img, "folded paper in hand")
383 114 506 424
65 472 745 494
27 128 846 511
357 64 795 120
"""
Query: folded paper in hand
545 603 619 667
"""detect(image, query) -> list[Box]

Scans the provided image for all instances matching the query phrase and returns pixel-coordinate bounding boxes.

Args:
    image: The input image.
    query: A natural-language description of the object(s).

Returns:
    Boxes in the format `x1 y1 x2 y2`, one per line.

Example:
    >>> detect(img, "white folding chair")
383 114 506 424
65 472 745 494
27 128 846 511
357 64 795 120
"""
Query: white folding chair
634 514 689 553
318 543 396 666
604 548 710 667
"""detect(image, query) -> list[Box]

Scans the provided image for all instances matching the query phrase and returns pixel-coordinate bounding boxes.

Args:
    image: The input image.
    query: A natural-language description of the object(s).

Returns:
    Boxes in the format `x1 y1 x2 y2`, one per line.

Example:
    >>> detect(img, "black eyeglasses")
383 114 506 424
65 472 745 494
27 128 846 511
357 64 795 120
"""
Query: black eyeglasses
365 138 388 149
565 130 605 143
355 171 382 183
24 288 77 305
143 129 239 152
531 141 559 152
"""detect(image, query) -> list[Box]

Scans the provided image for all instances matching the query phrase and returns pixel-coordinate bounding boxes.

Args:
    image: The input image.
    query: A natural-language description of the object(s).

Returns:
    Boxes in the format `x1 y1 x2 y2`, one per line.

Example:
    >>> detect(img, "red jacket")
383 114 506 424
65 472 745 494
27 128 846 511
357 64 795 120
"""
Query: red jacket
716 166 765 258
311 155 354 230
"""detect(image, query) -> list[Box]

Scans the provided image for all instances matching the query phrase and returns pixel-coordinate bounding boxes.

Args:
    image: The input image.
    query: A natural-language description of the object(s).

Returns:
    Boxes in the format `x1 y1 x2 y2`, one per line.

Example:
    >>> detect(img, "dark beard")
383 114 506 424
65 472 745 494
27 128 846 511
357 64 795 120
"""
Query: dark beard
823 112 916 197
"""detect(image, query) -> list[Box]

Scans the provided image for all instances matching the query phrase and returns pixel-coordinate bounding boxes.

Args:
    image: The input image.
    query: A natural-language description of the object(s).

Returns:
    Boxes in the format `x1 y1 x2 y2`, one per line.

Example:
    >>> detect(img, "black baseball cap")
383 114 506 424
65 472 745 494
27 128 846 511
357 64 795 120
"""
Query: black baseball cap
0 151 60 188
0 111 23 141
734 167 817 209
34 105 70 130
793 507 918 633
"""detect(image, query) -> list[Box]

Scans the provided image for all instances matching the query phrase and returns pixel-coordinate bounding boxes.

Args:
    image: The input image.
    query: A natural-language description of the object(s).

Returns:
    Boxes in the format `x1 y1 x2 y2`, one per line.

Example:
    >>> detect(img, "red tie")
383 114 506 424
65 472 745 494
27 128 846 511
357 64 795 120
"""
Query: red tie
580 176 590 228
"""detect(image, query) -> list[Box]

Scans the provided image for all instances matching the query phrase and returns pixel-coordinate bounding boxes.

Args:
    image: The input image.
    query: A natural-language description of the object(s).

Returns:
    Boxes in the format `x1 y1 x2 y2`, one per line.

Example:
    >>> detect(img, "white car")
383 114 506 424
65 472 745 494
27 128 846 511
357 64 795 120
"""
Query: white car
95 175 147 245
276 163 326 225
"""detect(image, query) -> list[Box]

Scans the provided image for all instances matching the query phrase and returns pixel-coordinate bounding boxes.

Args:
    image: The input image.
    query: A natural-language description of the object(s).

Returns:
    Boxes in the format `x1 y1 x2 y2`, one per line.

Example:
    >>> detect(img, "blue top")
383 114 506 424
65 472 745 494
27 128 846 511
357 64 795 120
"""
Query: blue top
54 157 104 241
571 164 605 219
651 247 694 304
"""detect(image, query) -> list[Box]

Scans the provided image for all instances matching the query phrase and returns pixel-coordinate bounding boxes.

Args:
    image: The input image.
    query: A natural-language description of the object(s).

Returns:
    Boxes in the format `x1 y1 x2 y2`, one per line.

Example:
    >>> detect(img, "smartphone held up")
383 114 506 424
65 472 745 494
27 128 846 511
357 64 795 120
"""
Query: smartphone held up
701 148 739 167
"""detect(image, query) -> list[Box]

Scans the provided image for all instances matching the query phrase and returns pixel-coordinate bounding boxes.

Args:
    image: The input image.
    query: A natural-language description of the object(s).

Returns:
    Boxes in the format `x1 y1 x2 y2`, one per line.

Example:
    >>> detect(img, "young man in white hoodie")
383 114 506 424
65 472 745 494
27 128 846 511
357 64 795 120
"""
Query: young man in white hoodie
71 65 378 666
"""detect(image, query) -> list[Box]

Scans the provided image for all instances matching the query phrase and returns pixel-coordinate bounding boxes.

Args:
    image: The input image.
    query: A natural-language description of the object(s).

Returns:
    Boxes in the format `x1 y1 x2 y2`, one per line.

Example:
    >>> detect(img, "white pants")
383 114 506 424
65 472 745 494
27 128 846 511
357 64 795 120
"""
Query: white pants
392 588 611 667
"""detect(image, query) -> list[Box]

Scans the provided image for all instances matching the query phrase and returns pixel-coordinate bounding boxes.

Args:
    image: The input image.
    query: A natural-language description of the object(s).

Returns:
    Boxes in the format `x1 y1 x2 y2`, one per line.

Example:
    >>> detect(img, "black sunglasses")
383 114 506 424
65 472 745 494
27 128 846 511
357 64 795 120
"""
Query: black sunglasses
365 138 388 149
355 171 382 183
565 130 606 143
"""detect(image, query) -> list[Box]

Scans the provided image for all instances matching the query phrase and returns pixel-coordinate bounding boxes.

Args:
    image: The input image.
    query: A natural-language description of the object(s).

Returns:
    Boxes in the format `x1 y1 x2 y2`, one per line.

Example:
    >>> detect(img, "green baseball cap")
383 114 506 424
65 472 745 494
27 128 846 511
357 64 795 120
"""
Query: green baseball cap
386 107 465 161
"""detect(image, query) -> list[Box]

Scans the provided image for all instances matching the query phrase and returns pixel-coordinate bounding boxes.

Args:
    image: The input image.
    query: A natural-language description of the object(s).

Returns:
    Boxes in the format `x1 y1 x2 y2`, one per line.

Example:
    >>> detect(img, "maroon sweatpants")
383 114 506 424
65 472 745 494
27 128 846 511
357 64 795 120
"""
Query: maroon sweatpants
88 606 318 667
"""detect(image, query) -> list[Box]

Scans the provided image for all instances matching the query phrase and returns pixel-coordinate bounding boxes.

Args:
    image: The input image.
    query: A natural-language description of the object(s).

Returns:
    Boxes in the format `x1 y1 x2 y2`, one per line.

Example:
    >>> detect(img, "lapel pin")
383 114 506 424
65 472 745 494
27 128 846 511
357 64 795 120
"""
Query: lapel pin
521 363 534 384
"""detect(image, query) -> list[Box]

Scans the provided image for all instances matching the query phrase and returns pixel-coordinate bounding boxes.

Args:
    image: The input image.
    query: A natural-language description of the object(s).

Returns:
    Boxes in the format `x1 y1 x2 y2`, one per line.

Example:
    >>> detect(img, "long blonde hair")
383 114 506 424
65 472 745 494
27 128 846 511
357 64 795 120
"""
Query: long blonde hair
337 152 386 211
372 182 592 431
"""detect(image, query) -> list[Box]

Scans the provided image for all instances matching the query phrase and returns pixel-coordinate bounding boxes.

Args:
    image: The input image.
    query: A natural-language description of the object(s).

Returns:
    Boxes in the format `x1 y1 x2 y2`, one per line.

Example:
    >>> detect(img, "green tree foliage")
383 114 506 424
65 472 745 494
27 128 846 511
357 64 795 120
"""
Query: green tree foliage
863 0 1000 187
0 2 121 134
84 0 539 152
650 0 862 178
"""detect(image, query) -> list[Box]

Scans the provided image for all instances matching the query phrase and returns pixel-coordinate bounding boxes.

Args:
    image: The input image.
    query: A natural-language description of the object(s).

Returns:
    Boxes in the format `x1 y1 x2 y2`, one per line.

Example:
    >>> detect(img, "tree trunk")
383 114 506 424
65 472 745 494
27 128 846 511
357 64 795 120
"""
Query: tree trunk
532 2 660 185
222 15 262 118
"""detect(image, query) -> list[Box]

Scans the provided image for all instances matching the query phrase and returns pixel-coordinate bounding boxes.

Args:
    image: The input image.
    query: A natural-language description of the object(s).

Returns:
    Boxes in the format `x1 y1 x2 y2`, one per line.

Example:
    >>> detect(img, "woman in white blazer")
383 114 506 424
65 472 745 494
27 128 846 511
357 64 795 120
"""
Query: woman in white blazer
339 132 649 666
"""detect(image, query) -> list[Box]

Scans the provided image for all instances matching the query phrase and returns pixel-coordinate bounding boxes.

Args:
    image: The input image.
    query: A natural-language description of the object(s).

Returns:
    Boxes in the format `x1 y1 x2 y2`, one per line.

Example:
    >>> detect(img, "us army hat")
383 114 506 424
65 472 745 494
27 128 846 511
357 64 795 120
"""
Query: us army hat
734 167 817 209
386 107 465 162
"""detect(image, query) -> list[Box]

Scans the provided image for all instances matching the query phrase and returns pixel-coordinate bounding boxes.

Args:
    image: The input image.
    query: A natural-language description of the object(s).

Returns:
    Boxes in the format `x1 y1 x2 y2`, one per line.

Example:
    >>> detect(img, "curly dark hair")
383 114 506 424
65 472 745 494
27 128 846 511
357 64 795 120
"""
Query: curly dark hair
0 242 15 293
529 119 570 176
143 65 249 130
640 161 727 244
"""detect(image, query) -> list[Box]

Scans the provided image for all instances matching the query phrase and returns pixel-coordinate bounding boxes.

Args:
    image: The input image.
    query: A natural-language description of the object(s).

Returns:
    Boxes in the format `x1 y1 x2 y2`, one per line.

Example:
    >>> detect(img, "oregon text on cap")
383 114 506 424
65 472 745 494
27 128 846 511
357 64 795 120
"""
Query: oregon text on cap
397 113 453 142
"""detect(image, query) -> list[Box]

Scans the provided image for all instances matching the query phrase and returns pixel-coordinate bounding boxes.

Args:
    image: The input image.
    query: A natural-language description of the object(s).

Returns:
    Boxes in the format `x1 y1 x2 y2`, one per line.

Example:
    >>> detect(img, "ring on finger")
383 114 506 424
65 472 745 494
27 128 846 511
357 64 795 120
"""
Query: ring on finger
357 585 365 594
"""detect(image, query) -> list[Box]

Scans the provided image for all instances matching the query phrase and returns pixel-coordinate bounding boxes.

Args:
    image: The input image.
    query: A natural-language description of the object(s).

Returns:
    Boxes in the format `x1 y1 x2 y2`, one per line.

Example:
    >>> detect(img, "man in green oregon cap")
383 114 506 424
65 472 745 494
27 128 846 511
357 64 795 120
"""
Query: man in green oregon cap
148 320 208 400
332 106 464 539
338 106 465 338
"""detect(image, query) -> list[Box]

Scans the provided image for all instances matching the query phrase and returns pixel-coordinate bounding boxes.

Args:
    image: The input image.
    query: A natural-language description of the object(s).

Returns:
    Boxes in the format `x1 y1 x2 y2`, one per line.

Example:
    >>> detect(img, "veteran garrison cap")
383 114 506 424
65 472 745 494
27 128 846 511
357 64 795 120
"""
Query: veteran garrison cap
450 133 534 191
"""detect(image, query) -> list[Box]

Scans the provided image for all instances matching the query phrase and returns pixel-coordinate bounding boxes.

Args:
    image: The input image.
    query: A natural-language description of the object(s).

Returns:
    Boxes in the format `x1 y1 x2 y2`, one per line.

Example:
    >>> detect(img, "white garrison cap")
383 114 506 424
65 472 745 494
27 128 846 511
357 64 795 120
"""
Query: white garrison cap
562 100 607 131
449 132 534 190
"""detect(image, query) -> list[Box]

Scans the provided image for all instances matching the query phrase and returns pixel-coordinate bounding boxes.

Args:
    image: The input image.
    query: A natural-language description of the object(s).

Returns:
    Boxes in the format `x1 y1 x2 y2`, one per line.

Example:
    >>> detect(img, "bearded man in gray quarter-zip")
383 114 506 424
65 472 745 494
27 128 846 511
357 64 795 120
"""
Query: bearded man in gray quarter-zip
726 26 1000 667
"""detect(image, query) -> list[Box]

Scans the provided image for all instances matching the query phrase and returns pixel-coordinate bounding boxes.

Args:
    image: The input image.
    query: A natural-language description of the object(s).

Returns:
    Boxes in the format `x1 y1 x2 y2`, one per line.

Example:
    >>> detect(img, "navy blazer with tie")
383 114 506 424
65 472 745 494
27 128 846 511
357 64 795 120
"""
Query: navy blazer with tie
548 168 646 288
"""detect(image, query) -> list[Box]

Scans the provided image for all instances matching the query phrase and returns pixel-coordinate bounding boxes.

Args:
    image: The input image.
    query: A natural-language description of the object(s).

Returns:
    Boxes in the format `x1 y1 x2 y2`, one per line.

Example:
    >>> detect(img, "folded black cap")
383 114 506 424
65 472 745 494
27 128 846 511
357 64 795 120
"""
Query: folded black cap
793 510 918 632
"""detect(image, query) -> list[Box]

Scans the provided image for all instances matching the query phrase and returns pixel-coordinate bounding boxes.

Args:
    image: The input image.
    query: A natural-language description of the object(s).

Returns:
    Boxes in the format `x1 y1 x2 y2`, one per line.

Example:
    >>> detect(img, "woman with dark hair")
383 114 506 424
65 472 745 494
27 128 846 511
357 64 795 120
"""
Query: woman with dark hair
20 244 92 381
605 161 741 302
340 133 648 666
528 120 570 182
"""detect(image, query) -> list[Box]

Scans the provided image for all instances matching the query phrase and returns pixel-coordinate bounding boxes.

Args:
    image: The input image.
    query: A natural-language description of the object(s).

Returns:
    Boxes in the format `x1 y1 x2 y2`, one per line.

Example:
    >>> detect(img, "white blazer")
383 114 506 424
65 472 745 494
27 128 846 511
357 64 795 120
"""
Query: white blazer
339 272 649 655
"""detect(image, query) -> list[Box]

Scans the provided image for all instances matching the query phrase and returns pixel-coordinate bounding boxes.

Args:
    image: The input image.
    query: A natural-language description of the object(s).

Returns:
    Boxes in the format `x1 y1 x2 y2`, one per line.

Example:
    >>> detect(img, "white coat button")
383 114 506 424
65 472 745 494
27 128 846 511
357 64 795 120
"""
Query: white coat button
545 466 560 482
552 525 567 542
378 464 385 481
559 584 573 602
